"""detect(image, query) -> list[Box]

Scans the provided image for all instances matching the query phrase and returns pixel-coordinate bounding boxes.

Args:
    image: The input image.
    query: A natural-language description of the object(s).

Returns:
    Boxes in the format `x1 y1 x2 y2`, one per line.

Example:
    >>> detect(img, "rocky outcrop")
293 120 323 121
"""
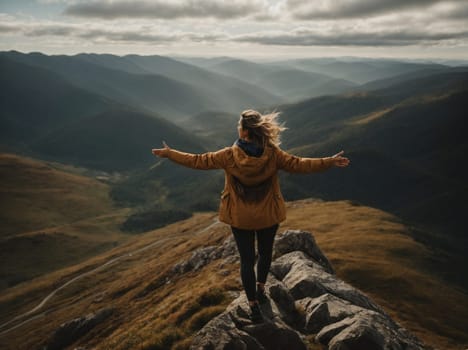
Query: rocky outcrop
172 236 239 274
46 308 114 350
190 230 427 350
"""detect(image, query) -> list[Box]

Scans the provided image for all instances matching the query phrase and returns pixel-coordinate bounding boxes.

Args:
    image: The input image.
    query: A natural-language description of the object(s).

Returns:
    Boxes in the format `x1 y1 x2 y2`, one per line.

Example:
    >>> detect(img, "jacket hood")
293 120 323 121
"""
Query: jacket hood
231 143 277 185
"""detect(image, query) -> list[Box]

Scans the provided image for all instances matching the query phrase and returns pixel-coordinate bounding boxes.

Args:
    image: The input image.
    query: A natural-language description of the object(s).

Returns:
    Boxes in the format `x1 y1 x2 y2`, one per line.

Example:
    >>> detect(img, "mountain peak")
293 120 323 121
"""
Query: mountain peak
190 230 427 350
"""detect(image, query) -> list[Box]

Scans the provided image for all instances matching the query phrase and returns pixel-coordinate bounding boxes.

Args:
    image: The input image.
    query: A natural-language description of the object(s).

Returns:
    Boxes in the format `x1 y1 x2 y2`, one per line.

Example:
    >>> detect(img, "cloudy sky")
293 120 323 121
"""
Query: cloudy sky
1 0 468 59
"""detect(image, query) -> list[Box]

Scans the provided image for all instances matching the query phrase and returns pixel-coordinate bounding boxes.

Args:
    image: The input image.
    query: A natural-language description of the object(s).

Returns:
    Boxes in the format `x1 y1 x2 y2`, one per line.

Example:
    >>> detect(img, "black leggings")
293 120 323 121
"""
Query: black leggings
231 224 279 302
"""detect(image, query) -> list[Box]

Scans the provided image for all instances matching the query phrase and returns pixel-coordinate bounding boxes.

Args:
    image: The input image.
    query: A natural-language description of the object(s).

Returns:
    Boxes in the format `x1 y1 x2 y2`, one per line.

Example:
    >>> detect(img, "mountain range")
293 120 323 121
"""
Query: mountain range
1 51 468 349
1 51 281 122
2 50 467 243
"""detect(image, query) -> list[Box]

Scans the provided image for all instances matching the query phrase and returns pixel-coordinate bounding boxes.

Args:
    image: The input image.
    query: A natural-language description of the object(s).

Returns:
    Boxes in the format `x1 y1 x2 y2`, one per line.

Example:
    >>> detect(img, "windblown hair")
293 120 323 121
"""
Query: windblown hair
239 109 287 147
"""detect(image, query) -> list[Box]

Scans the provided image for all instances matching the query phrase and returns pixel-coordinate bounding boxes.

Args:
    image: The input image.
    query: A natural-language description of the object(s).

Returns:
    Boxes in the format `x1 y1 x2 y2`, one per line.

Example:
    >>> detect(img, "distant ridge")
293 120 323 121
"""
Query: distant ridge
1 51 281 121
178 57 357 100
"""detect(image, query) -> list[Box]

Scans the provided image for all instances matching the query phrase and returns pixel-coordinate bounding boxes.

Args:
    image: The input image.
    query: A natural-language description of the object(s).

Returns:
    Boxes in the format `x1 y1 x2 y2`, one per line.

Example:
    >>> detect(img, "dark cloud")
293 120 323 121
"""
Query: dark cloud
64 0 263 20
287 0 464 19
77 29 175 42
27 25 76 37
441 3 468 20
77 28 224 43
234 28 468 46
0 23 20 33
0 22 76 36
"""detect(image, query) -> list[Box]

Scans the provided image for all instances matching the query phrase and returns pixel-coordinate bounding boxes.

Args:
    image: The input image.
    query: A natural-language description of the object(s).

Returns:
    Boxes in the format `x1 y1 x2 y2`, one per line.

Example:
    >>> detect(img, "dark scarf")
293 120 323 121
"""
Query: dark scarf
235 138 264 157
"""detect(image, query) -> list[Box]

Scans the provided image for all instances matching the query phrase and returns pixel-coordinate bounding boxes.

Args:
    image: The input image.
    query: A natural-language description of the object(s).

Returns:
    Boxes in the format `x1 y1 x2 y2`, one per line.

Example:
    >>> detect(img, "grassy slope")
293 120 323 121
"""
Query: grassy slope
31 108 206 172
0 55 109 148
0 153 116 237
0 200 466 350
277 85 468 245
0 153 131 290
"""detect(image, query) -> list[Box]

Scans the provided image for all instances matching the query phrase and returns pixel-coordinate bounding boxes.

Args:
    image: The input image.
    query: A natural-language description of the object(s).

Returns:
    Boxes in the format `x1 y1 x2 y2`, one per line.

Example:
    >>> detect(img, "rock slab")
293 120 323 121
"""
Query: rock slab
190 230 427 350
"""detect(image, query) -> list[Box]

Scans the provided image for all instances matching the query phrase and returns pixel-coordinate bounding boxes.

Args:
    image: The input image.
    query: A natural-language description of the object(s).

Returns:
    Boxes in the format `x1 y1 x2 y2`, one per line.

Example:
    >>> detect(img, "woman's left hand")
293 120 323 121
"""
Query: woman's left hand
331 150 350 167
151 141 171 158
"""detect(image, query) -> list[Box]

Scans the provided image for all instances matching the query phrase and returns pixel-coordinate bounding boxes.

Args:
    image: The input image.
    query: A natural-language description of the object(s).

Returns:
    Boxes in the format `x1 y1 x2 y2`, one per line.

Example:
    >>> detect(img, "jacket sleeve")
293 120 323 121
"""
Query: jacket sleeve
166 147 231 170
275 148 334 173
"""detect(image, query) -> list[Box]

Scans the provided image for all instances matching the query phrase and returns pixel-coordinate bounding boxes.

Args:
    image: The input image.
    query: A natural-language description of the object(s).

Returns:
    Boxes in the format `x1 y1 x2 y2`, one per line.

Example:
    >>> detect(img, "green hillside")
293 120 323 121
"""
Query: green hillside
275 83 468 289
178 111 238 149
31 108 206 172
0 56 109 148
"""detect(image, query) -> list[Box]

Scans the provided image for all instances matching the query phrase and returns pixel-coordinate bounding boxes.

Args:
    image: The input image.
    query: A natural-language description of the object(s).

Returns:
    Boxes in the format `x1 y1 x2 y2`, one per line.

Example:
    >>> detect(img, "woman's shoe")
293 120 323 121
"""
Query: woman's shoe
249 303 264 323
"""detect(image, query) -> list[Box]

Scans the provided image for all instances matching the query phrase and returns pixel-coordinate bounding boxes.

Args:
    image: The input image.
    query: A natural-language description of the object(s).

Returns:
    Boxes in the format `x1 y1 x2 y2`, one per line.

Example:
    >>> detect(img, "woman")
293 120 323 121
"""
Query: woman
151 109 350 323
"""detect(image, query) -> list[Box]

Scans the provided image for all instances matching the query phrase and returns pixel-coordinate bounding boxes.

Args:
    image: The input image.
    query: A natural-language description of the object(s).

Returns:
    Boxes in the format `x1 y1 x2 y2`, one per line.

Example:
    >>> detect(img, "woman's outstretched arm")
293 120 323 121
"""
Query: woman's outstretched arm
276 148 350 173
152 141 230 170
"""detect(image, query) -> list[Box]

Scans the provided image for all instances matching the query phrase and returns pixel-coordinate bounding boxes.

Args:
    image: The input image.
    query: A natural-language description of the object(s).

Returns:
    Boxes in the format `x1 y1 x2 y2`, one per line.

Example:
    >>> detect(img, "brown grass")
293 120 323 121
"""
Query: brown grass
0 199 467 350
0 153 115 237
349 108 394 125
0 152 132 291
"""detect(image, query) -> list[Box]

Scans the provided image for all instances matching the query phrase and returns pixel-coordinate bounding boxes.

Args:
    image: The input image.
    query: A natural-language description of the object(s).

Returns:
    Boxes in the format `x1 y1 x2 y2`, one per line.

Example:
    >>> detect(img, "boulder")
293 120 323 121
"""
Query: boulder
172 246 219 274
173 236 239 274
273 230 334 274
297 293 365 333
272 250 387 315
317 310 425 350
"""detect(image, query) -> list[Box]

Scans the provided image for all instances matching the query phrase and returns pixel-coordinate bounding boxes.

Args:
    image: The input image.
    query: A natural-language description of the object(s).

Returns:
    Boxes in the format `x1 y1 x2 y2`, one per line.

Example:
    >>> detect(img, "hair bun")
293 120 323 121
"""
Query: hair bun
241 110 261 120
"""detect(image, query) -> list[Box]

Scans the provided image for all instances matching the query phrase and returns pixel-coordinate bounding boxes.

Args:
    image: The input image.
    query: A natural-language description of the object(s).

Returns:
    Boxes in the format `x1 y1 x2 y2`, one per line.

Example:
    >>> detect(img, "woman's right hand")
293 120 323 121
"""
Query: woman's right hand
151 141 171 158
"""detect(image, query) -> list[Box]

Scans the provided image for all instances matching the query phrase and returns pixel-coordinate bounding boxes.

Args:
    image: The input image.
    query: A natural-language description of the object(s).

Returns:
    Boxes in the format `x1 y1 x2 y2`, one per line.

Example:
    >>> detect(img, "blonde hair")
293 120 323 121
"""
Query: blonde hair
239 109 287 147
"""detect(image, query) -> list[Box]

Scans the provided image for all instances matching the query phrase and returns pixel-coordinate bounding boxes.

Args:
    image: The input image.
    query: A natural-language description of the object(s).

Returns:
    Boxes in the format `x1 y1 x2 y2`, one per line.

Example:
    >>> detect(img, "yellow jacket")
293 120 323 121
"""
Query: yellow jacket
166 144 334 230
